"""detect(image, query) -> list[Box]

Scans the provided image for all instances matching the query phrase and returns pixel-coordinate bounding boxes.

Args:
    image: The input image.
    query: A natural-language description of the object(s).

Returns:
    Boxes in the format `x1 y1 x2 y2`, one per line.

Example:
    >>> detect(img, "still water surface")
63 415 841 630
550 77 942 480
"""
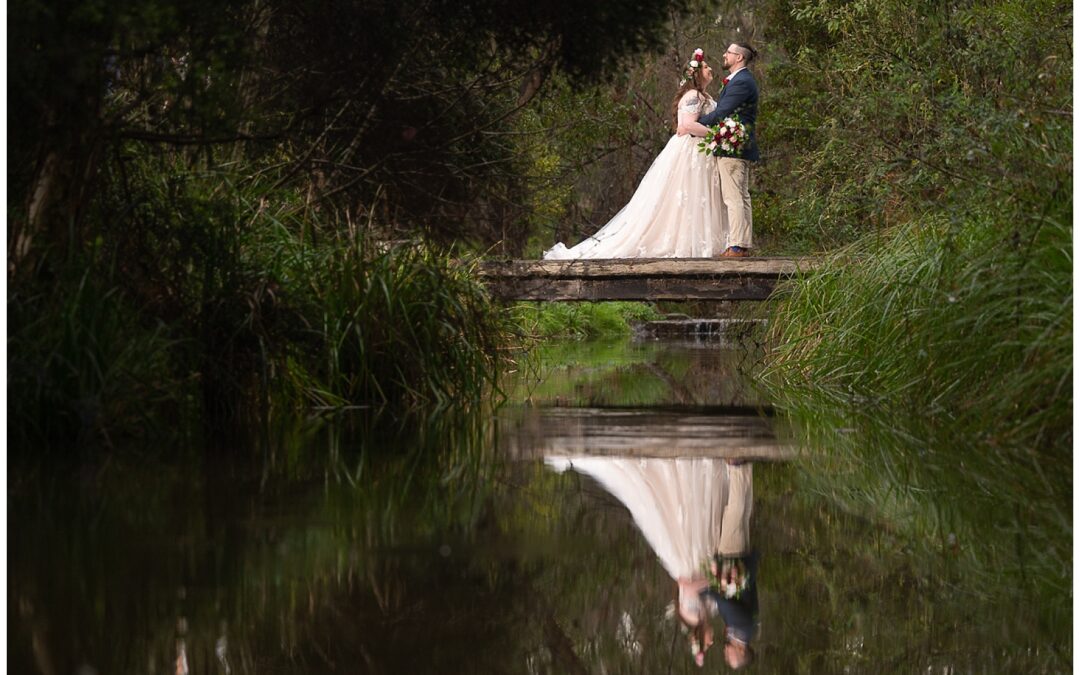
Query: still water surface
9 339 1068 673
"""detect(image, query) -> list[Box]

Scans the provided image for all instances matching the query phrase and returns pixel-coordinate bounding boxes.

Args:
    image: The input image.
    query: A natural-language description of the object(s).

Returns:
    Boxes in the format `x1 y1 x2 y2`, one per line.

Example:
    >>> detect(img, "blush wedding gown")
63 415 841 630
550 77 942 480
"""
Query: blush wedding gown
544 95 727 259
546 456 753 618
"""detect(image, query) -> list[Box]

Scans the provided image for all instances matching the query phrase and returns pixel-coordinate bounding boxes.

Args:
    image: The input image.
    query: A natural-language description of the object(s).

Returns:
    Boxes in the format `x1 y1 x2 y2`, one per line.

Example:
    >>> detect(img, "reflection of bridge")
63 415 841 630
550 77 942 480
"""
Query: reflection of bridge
477 258 817 302
498 406 795 462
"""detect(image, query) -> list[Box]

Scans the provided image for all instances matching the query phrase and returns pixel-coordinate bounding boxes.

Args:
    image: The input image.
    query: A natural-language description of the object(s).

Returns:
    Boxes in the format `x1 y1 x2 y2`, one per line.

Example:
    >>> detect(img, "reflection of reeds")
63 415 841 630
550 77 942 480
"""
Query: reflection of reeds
752 462 1070 672
507 338 768 409
759 218 1071 626
8 409 502 673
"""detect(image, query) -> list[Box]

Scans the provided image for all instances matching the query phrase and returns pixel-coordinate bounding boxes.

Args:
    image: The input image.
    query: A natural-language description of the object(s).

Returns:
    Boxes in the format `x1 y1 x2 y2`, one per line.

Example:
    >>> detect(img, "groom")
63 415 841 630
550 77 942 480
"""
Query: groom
707 459 758 669
697 43 760 258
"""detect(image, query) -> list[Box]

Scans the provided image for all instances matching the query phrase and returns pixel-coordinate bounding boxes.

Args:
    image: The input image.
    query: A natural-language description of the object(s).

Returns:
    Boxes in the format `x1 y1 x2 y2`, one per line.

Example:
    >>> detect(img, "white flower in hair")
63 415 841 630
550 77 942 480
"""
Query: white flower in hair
689 60 699 68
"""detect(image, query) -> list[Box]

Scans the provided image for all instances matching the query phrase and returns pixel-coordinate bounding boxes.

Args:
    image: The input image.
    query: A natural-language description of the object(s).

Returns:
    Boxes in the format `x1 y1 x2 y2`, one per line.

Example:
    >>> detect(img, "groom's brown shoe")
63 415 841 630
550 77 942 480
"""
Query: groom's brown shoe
720 246 751 258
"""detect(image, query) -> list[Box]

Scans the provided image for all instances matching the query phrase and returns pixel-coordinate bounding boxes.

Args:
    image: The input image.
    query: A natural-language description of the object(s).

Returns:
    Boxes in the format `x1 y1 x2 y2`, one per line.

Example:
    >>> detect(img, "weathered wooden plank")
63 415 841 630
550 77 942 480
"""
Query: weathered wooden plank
536 445 794 460
495 276 779 301
477 257 816 278
474 256 817 301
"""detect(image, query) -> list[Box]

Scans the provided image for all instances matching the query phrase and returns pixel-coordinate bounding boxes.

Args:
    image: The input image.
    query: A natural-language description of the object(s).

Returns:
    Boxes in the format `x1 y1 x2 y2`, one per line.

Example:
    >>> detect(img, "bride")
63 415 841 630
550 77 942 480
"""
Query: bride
544 49 727 260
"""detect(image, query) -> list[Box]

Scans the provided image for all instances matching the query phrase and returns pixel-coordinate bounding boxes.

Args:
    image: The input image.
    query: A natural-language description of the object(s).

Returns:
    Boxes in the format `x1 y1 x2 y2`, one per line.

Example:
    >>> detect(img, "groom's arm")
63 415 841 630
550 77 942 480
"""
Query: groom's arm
697 79 754 128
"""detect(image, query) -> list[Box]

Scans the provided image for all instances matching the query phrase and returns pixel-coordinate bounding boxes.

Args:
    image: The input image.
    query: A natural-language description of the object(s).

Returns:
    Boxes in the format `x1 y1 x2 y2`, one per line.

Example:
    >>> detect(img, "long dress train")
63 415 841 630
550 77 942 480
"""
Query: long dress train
544 97 726 259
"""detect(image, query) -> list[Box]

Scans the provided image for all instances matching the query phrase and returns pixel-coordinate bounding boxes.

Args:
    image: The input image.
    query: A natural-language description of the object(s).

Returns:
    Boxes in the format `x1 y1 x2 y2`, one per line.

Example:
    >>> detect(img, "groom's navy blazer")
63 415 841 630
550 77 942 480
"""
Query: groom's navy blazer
698 69 760 162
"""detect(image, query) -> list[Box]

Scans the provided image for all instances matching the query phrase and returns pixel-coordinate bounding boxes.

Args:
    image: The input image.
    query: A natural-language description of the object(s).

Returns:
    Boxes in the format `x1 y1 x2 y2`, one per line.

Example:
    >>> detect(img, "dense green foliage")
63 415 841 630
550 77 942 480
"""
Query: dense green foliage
756 0 1071 251
762 219 1071 615
9 269 184 447
9 0 690 263
753 0 1072 615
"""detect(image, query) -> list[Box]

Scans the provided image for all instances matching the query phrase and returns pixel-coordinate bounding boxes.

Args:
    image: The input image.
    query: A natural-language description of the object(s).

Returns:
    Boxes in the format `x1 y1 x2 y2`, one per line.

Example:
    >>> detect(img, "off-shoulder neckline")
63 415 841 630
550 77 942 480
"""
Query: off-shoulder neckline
680 90 714 103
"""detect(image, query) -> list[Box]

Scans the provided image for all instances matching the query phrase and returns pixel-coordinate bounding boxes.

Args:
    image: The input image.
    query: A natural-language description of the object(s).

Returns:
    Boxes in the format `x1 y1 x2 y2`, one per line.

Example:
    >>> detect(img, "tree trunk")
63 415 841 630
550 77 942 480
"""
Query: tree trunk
12 115 102 276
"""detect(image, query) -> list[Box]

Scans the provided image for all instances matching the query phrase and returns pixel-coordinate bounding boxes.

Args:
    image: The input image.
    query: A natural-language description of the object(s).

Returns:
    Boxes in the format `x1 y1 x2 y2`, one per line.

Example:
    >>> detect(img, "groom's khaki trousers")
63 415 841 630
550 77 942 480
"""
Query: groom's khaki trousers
718 463 753 556
718 158 753 249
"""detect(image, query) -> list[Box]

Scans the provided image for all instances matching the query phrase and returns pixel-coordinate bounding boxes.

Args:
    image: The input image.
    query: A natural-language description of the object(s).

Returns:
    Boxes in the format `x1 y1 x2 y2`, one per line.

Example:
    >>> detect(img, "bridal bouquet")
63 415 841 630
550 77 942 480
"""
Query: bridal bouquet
705 556 749 599
697 115 749 158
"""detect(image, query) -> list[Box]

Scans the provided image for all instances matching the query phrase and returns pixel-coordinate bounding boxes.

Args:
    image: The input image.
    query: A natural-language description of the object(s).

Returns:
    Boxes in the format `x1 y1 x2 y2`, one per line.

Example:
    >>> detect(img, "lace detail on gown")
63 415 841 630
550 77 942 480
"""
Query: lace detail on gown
544 95 725 259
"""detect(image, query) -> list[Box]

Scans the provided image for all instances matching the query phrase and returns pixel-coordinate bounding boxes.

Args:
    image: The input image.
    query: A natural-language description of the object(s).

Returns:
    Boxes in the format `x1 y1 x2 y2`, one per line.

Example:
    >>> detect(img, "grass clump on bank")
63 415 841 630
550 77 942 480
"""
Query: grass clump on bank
297 241 510 412
511 301 661 339
8 273 187 448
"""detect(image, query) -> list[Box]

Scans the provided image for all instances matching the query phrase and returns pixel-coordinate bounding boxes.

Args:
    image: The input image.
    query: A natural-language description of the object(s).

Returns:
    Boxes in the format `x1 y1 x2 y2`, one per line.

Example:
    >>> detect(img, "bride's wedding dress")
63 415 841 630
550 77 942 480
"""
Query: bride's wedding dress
544 95 726 259
546 457 753 580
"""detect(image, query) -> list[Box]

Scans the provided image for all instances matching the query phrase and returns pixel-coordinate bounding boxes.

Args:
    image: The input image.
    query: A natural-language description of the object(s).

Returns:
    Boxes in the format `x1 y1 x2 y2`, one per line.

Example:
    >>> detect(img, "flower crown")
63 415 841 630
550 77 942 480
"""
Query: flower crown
679 48 705 86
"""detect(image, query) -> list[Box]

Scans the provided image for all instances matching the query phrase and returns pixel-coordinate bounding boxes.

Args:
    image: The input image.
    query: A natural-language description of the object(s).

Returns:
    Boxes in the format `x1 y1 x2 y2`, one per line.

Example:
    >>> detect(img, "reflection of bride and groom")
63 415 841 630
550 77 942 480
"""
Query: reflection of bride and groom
547 456 757 669
544 43 760 260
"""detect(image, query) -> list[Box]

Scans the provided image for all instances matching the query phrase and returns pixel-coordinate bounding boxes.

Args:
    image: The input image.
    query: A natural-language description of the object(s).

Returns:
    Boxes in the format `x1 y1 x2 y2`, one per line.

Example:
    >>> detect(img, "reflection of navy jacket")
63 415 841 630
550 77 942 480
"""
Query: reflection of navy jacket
704 552 759 643
698 70 760 162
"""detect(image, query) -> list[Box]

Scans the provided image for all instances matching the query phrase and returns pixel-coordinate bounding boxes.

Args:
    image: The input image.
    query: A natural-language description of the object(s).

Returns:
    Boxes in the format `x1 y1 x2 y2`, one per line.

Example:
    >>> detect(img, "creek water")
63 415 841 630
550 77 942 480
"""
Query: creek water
8 338 1069 673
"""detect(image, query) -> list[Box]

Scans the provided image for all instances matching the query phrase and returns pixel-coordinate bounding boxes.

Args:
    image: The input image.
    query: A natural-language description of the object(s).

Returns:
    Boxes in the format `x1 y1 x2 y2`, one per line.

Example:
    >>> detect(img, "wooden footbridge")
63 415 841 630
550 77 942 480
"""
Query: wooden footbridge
477 257 816 302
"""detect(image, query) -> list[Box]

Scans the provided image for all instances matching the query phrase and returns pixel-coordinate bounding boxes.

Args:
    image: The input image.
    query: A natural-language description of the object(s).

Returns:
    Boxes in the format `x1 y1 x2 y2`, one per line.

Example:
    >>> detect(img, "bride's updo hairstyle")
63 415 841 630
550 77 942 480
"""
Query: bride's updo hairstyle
669 48 710 131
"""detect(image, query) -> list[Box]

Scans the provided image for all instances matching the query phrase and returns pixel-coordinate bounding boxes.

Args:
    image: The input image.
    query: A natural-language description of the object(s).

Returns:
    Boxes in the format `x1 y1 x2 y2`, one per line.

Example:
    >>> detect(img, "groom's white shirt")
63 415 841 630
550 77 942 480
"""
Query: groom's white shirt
725 66 747 83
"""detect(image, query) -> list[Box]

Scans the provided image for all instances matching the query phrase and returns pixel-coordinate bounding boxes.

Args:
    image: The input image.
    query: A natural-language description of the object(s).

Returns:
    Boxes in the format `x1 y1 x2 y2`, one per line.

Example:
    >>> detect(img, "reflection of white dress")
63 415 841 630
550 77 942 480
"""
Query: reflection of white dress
546 457 753 580
544 96 726 259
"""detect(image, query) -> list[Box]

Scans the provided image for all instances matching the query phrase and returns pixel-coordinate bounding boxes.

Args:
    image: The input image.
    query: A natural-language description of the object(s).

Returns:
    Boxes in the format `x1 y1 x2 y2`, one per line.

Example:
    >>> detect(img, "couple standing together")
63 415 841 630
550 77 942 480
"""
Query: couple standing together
548 456 758 669
545 42 759 260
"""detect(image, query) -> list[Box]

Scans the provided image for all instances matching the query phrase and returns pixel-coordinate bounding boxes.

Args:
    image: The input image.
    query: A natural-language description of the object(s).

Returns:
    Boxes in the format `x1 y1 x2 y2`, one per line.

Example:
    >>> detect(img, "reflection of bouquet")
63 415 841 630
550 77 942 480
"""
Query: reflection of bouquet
705 556 749 599
696 115 750 158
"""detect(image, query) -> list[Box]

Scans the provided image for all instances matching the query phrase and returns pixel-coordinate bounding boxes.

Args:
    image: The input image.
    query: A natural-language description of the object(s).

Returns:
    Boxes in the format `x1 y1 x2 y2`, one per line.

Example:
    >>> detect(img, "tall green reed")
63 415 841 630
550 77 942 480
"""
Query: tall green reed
8 271 186 448
10 153 517 448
